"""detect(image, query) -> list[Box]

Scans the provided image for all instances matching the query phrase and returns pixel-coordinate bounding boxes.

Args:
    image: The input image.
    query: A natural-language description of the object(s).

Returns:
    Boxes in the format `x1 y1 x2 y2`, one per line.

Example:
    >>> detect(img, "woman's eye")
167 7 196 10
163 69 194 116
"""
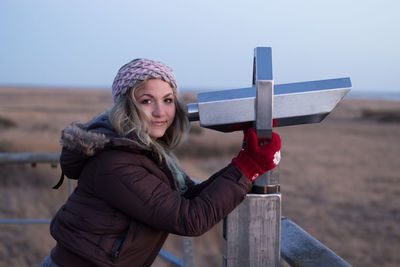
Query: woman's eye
141 99 152 104
164 98 173 104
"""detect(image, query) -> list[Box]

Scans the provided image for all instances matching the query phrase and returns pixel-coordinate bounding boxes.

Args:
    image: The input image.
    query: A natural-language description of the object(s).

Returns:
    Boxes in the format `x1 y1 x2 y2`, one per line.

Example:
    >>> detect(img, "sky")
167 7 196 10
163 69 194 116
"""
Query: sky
1 0 399 96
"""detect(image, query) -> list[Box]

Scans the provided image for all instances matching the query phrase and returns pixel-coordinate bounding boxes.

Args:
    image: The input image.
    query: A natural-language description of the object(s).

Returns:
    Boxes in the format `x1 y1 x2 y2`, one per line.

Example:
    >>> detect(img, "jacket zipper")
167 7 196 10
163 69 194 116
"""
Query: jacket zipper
110 230 128 260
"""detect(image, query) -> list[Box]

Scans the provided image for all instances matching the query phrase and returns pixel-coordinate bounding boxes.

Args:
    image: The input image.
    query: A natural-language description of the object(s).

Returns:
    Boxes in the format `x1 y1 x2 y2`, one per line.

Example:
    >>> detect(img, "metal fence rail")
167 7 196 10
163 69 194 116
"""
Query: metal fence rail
281 217 352 267
0 152 60 165
0 152 194 267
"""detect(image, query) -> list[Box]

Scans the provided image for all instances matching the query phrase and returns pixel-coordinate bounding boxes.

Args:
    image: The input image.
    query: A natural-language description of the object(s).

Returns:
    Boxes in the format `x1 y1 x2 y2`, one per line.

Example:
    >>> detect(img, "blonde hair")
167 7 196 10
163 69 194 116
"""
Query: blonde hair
108 79 190 194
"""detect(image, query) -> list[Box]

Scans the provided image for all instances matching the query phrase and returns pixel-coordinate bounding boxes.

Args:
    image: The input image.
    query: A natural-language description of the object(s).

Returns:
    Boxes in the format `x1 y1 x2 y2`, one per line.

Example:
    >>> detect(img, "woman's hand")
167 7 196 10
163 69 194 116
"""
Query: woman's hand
232 128 281 181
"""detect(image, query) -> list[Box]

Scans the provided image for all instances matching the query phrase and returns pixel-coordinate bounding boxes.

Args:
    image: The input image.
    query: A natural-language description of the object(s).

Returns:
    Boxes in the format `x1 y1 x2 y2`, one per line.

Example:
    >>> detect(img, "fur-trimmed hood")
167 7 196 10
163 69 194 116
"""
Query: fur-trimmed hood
60 112 115 157
61 122 110 157
59 113 153 181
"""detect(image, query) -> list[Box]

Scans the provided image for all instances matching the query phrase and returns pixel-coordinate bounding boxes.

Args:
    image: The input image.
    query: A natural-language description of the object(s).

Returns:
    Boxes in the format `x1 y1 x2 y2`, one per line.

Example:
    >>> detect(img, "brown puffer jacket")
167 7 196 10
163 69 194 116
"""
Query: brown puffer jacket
50 113 252 267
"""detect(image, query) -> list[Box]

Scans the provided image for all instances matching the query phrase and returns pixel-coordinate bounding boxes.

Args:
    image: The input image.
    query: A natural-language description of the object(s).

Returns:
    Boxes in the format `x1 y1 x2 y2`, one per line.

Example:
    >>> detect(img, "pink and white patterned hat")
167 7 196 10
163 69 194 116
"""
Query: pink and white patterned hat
111 58 177 102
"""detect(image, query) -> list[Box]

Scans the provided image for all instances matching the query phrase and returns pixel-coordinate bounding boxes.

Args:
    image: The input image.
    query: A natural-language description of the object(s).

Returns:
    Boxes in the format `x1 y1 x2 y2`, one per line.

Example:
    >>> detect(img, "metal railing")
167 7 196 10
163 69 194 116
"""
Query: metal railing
281 217 352 267
0 152 194 267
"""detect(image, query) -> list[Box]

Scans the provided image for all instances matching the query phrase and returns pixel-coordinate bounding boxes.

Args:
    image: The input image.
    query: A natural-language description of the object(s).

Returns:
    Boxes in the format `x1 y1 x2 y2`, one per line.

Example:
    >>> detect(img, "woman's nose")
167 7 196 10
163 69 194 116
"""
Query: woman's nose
152 102 165 117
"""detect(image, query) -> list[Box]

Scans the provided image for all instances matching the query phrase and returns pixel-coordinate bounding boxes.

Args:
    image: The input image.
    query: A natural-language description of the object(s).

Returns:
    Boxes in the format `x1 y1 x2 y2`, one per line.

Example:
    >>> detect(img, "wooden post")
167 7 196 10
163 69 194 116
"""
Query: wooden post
223 193 281 267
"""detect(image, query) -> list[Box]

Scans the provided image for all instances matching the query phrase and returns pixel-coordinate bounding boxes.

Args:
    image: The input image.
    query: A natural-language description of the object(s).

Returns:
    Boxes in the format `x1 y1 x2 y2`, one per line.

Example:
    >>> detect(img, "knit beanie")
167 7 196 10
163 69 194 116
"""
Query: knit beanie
111 58 177 103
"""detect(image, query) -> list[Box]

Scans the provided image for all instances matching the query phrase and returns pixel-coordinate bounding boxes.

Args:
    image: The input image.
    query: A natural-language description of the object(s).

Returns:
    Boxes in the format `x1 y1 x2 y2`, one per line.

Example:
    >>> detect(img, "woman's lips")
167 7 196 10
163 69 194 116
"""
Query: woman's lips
152 121 167 126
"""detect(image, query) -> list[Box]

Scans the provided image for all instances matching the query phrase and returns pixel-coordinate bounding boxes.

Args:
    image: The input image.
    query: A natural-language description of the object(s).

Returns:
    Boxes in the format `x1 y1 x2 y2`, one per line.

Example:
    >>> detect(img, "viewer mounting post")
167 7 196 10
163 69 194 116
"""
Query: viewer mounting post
224 47 281 267
187 47 352 266
252 47 279 195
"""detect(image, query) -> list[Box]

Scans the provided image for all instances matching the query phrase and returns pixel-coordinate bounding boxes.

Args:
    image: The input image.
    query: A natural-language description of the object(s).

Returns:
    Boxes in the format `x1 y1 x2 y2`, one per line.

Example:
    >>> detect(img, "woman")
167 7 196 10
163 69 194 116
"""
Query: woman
40 59 281 267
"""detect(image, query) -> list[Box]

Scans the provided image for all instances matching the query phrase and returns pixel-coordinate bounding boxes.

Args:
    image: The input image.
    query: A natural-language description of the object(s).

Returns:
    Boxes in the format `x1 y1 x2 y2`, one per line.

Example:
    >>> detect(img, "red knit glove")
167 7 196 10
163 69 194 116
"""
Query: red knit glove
232 128 281 181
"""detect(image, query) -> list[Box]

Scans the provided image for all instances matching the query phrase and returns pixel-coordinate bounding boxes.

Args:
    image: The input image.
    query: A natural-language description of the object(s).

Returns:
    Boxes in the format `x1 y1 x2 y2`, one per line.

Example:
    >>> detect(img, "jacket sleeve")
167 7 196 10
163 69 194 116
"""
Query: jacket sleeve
183 169 226 199
90 153 252 237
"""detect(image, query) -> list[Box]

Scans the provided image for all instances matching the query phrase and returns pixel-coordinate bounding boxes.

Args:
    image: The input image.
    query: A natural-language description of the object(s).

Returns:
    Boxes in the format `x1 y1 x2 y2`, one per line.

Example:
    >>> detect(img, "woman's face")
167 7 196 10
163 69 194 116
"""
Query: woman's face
134 79 176 139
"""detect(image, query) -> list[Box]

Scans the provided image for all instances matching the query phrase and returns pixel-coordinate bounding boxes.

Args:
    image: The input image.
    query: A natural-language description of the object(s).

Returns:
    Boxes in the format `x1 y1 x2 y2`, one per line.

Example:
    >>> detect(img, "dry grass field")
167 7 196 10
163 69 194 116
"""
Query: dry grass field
0 86 399 266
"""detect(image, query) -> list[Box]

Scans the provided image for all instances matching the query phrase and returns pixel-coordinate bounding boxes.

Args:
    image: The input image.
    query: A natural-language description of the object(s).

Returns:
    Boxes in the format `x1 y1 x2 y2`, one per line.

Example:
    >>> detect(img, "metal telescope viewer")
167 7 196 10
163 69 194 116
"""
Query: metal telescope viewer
187 49 351 135
186 47 352 266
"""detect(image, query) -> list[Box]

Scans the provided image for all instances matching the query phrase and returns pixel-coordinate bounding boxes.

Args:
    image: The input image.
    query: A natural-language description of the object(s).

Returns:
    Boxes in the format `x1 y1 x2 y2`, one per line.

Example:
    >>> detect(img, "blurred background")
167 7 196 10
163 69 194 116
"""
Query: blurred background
0 0 399 266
